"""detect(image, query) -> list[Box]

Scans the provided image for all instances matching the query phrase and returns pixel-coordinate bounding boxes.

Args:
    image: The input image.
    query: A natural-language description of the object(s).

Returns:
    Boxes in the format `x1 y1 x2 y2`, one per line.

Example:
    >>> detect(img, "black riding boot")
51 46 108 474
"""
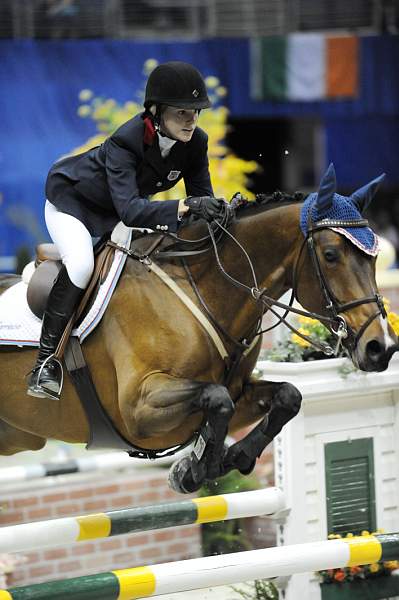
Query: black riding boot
27 266 84 400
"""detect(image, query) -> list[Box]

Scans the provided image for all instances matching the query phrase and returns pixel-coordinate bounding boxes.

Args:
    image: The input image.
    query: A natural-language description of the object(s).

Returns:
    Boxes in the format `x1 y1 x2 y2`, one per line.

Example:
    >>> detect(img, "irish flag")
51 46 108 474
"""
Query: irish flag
251 33 359 101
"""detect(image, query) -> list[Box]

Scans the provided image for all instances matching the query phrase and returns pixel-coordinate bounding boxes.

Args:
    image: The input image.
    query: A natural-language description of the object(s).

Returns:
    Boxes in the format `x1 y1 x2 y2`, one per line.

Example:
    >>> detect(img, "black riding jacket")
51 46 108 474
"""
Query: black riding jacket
45 112 213 236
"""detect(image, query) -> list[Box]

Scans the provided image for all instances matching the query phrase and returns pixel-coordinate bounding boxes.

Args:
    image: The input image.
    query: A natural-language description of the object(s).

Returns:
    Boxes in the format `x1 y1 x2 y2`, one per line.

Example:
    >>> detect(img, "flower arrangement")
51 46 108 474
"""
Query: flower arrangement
318 531 399 584
264 300 399 364
73 59 259 200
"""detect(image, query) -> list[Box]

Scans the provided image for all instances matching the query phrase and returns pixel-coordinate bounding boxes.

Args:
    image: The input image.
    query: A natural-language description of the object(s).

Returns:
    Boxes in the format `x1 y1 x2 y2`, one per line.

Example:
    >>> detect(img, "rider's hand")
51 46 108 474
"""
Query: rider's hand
184 196 225 221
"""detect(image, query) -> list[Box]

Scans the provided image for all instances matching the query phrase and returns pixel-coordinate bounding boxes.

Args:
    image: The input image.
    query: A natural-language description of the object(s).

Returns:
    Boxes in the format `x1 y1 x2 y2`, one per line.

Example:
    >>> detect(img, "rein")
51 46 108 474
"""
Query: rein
205 213 386 356
111 203 386 367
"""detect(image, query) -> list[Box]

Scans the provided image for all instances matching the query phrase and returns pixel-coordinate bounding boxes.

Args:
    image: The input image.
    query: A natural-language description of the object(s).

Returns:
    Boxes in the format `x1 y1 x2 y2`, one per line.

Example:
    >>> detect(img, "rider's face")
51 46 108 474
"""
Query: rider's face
160 107 199 142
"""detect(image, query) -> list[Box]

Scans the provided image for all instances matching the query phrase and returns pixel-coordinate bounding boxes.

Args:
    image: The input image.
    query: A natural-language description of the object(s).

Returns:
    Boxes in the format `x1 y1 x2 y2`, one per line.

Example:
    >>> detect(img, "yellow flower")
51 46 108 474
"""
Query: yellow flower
383 297 391 311
78 89 93 101
143 58 158 74
77 105 91 117
388 311 399 336
384 561 399 570
124 101 140 115
216 86 228 97
291 328 311 348
345 533 354 538
205 76 220 88
298 315 318 326
361 530 370 536
369 563 380 573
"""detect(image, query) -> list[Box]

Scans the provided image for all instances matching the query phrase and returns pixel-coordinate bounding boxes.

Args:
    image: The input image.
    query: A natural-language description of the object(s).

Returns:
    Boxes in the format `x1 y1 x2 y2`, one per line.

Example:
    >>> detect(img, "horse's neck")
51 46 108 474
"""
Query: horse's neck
197 204 302 339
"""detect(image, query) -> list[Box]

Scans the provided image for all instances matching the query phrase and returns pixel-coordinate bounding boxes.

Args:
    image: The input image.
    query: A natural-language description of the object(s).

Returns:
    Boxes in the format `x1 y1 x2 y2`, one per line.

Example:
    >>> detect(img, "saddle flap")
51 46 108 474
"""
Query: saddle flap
27 260 62 319
27 244 116 321
130 232 166 257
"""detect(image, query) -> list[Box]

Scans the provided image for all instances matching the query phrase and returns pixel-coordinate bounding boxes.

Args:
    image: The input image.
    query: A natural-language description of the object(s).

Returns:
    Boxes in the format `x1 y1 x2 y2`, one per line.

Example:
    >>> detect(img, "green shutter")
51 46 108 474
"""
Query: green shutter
325 438 376 536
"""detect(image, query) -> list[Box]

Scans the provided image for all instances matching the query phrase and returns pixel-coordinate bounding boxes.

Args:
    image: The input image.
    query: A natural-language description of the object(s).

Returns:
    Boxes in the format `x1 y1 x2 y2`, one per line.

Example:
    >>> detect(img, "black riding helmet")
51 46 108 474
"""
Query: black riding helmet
144 61 211 110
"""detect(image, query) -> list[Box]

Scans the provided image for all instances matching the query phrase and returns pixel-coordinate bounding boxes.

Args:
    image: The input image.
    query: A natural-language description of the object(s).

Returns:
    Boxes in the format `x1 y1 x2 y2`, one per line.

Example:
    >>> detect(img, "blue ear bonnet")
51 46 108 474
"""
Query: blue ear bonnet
299 164 383 256
300 192 379 256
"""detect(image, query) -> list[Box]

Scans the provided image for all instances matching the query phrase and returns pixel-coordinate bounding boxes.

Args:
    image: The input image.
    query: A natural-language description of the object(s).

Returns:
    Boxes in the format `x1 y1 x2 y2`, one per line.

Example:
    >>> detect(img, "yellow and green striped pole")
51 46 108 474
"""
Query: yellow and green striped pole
0 488 285 554
1 533 398 600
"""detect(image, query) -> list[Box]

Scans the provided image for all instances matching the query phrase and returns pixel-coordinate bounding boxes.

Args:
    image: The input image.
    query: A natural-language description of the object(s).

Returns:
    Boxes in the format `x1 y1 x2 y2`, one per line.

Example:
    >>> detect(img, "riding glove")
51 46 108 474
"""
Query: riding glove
184 196 225 221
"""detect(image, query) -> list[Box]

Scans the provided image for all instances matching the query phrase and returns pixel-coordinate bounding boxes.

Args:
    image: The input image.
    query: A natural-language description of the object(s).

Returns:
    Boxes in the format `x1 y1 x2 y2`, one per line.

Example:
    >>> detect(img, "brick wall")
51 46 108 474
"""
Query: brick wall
1 467 201 587
1 453 276 589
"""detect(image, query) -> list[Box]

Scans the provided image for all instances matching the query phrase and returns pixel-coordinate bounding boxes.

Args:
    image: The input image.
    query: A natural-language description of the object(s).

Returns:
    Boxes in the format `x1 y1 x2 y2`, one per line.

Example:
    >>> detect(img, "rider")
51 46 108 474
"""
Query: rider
27 60 224 400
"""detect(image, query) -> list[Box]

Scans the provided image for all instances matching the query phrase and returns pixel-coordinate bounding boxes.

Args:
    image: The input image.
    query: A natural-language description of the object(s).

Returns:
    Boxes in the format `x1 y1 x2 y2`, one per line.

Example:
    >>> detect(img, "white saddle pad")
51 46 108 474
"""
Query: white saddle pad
0 224 132 347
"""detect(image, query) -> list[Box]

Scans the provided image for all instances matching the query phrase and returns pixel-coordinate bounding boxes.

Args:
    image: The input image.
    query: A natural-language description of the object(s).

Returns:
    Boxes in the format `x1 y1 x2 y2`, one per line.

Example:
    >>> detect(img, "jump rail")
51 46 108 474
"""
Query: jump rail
1 533 397 600
0 451 178 485
0 487 286 553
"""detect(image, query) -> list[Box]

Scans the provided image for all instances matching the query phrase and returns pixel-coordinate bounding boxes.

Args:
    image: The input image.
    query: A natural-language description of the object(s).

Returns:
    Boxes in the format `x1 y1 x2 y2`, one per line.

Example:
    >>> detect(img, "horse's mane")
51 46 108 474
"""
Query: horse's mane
232 190 306 219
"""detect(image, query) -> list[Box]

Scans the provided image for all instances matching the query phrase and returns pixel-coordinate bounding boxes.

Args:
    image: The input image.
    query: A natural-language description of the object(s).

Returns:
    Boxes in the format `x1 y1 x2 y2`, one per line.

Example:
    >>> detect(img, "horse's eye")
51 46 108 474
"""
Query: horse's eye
323 248 339 262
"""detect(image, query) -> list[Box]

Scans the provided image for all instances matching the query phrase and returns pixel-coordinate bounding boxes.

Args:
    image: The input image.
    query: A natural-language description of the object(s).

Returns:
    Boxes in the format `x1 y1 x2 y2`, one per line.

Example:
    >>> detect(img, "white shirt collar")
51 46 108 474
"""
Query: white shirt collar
157 132 177 158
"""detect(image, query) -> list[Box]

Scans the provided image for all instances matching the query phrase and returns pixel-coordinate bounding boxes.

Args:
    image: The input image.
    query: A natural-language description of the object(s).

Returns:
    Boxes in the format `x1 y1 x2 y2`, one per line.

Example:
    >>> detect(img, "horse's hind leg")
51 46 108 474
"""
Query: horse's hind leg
0 419 46 455
221 379 302 476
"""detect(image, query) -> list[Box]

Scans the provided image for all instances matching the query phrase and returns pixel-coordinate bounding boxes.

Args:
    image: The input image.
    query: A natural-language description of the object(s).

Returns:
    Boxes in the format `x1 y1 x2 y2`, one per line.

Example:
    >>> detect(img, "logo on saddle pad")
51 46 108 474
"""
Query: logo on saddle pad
167 170 181 181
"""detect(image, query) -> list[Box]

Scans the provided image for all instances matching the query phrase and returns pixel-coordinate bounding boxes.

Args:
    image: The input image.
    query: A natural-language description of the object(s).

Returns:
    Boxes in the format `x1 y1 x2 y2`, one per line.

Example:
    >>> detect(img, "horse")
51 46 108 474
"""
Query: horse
0 164 397 493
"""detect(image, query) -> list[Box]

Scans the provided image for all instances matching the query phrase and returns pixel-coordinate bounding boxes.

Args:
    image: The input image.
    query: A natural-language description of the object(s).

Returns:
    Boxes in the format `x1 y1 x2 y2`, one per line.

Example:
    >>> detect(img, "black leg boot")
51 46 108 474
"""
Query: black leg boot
27 266 84 400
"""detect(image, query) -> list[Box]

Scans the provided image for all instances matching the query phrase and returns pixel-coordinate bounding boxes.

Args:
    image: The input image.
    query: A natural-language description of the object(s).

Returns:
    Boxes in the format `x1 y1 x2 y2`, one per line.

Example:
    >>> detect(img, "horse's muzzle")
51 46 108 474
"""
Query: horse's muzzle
356 340 399 372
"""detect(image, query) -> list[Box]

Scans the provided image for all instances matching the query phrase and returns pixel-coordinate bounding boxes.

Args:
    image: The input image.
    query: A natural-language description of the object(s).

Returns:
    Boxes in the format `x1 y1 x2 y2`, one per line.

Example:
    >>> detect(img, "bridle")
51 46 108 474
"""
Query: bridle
300 216 387 354
179 205 388 359
115 202 387 370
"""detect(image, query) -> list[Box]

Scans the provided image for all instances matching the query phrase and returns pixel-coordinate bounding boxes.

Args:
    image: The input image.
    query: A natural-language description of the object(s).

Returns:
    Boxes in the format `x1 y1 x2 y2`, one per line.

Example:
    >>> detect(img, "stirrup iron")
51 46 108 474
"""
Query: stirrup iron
29 354 64 400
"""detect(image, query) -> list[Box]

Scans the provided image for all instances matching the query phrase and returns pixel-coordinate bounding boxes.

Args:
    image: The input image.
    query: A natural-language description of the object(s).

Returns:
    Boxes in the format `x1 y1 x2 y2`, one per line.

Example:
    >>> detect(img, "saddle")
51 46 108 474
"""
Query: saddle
26 228 166 346
26 241 115 320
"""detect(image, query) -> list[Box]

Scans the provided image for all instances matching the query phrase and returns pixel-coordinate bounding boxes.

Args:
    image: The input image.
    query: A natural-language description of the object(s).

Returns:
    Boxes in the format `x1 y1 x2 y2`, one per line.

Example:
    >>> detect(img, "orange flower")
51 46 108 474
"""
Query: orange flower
334 570 346 582
384 560 399 570
350 566 362 575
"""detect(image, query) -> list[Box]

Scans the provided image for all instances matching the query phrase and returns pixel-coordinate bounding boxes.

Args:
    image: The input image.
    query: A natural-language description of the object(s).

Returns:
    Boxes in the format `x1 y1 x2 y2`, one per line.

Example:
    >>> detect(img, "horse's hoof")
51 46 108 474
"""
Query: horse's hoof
168 456 202 494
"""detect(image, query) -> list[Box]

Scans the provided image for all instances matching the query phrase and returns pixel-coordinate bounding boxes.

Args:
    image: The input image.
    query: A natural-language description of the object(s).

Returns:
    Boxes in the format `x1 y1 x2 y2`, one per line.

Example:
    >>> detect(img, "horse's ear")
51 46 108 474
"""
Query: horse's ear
316 163 336 216
351 173 386 213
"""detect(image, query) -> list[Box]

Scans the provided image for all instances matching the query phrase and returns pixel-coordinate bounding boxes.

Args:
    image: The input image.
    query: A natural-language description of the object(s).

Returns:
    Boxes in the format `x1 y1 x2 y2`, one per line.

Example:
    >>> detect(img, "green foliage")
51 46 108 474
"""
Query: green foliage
199 469 260 497
264 316 345 363
231 579 279 600
263 339 309 363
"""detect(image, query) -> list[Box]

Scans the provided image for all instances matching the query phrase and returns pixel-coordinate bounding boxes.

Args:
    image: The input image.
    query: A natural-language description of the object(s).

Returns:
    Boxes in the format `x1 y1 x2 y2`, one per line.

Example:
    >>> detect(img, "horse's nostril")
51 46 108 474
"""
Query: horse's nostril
366 339 384 360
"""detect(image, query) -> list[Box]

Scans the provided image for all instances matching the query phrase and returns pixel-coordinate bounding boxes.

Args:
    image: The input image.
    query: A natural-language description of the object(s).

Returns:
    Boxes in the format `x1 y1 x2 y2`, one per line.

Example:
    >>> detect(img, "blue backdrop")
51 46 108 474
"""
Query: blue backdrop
0 35 398 260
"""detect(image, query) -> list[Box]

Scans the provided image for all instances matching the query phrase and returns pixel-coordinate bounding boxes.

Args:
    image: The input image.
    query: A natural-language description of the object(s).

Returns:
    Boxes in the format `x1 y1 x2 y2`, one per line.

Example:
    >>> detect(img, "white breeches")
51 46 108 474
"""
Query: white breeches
45 201 95 289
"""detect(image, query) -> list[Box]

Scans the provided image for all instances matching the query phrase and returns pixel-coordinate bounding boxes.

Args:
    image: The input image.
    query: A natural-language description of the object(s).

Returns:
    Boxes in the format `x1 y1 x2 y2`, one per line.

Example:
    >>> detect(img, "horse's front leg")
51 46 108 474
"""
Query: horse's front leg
221 379 302 477
126 373 234 494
